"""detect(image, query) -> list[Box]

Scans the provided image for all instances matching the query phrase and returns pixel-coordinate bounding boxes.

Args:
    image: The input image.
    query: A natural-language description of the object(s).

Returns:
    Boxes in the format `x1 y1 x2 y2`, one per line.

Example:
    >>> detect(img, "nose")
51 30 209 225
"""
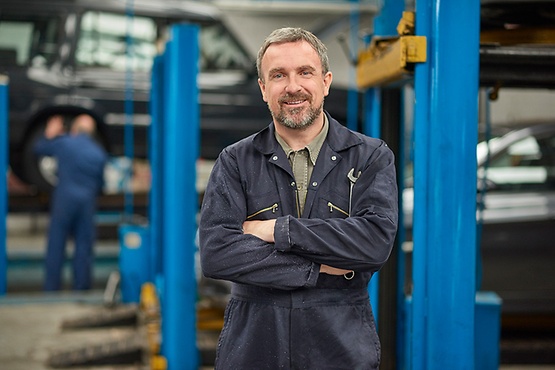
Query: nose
285 74 302 94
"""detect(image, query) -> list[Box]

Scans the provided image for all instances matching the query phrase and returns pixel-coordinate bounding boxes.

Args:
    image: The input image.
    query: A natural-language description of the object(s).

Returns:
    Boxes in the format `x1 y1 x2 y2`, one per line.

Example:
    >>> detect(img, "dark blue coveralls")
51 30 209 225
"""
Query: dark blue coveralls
199 113 398 369
34 132 107 290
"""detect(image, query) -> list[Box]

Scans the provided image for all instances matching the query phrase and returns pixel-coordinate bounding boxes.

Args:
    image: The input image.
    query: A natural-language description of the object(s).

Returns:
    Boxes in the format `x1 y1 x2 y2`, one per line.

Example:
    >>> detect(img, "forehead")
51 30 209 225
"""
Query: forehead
261 40 321 73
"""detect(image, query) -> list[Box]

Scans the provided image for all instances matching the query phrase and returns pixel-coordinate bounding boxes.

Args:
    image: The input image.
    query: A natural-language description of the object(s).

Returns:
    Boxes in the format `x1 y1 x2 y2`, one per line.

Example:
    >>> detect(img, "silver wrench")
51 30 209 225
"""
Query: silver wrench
344 168 361 280
347 168 361 216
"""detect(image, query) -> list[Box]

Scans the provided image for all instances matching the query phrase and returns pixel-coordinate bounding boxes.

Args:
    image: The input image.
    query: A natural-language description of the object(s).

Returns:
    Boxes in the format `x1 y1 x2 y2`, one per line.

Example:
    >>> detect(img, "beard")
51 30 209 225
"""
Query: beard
269 93 324 130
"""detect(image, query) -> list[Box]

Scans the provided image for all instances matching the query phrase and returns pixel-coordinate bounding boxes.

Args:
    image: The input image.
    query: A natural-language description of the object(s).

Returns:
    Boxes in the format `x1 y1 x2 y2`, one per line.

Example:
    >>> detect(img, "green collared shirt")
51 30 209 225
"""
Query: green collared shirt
275 115 329 216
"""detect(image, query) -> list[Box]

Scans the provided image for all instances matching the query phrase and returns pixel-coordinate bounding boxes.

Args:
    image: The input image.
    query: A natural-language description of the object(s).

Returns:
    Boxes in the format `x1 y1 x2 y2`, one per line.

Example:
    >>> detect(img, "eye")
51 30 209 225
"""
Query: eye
271 72 284 80
300 70 313 77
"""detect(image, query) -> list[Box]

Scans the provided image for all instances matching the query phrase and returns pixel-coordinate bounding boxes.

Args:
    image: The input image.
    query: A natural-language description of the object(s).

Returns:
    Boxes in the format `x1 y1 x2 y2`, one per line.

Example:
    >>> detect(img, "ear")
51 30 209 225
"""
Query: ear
258 78 268 102
323 71 333 97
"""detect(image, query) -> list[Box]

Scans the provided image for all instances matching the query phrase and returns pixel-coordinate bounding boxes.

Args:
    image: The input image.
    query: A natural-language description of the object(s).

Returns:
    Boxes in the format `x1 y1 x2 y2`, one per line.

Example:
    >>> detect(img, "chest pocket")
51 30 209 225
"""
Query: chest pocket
314 189 350 219
246 190 281 220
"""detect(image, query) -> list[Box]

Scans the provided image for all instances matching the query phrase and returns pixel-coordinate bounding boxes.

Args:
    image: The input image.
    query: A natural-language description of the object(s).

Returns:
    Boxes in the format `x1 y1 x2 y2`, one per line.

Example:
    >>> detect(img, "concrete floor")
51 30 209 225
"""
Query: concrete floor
1 213 554 370
2 213 142 369
0 295 222 370
2 212 217 369
0 293 143 370
1 296 554 370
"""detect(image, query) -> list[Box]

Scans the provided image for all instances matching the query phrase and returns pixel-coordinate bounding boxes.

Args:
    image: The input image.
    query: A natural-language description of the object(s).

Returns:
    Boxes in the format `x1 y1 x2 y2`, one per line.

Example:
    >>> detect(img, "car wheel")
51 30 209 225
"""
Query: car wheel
21 119 57 193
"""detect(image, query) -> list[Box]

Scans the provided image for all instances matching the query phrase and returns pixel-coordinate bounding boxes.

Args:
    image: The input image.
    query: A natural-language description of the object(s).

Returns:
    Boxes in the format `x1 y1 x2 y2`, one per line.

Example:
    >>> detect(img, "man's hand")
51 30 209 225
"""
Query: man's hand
242 219 276 243
320 264 353 276
45 115 65 139
242 220 354 277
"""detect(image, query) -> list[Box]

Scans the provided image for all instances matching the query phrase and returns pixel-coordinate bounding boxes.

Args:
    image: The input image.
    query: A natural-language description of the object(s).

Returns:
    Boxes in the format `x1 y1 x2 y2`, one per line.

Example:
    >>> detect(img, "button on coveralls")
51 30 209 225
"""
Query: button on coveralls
199 113 398 369
34 133 107 290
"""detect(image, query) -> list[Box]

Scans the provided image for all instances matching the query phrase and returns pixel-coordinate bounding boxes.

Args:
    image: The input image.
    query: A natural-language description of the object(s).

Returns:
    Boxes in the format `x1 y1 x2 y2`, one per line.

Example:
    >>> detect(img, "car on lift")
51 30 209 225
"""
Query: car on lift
0 0 266 194
403 121 555 314
0 0 355 195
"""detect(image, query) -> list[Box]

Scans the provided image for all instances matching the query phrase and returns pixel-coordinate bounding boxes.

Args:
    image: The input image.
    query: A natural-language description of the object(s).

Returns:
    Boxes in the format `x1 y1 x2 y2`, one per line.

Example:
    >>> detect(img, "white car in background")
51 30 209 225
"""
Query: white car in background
403 122 555 314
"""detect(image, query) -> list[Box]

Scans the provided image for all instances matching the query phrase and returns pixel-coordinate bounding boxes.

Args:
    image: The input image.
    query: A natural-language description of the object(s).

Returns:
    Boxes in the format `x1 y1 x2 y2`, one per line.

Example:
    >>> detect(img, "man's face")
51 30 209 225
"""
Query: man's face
258 40 332 130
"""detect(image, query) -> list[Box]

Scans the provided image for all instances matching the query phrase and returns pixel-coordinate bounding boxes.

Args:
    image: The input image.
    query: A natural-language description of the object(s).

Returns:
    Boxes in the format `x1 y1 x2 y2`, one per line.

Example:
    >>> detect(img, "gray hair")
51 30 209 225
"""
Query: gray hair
256 27 330 82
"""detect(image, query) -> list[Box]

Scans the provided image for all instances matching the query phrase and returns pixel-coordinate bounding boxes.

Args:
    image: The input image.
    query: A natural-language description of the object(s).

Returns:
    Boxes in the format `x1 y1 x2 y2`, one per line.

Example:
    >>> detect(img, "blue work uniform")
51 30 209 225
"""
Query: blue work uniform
199 112 398 369
34 133 107 290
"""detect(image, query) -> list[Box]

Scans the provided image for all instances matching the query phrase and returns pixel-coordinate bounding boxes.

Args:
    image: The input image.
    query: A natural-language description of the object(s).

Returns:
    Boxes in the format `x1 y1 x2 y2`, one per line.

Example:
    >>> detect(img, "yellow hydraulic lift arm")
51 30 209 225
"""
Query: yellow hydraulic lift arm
356 11 427 89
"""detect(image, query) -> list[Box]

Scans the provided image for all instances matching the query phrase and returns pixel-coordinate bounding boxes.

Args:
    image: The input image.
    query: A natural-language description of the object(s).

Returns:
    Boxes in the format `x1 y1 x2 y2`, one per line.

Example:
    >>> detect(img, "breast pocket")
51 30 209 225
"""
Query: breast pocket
246 191 280 220
315 190 350 219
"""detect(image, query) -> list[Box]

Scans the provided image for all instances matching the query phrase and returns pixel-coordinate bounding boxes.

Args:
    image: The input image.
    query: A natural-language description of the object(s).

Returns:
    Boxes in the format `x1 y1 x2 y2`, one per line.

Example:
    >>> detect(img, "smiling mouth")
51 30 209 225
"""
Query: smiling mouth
280 94 310 106
283 100 305 106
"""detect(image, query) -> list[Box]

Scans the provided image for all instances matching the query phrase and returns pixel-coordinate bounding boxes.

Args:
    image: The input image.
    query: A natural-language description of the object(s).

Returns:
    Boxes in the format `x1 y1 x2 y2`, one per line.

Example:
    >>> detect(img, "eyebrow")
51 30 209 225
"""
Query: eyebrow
268 65 317 77
268 67 285 77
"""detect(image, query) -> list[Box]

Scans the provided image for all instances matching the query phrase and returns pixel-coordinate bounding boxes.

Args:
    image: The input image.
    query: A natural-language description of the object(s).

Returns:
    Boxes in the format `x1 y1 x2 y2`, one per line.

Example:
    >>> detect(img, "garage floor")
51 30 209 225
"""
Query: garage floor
2 213 218 370
2 297 554 370
1 213 553 370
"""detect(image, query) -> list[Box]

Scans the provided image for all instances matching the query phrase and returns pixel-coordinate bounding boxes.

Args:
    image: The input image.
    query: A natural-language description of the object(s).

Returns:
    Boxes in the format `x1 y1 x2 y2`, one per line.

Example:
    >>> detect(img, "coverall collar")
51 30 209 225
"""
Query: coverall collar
253 111 363 156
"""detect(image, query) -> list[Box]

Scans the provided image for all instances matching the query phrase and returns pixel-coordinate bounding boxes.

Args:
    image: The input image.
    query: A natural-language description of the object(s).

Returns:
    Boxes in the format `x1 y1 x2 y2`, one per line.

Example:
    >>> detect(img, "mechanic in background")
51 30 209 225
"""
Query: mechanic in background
34 114 108 291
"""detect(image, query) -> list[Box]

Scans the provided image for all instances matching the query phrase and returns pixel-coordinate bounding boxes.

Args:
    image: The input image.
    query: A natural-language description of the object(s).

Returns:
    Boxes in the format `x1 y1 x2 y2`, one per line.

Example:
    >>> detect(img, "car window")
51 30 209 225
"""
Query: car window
76 11 158 72
199 23 251 72
0 16 60 66
480 132 555 191
75 11 251 74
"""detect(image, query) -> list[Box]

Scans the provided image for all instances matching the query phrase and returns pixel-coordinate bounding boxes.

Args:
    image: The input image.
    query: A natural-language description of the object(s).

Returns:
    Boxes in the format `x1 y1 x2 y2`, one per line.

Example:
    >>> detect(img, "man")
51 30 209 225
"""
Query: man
199 28 398 369
34 114 108 291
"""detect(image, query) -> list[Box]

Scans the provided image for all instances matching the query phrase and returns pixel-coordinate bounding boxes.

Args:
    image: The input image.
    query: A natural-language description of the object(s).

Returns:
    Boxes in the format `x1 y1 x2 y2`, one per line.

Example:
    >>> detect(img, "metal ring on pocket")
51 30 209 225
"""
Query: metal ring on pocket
343 271 355 280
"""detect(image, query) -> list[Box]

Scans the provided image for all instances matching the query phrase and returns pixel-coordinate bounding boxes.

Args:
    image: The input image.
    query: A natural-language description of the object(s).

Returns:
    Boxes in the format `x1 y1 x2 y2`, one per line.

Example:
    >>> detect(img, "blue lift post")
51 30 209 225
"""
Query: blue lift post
411 0 481 369
347 0 380 313
160 24 200 369
0 76 7 295
124 0 135 219
149 55 164 285
367 2 406 367
346 0 360 132
361 0 405 332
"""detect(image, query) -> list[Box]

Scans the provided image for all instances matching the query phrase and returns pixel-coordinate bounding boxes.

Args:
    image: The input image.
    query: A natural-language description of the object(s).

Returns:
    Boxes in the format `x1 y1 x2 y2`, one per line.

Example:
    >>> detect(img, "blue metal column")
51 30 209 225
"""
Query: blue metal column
411 0 480 369
363 0 405 137
149 55 164 283
369 6 408 365
123 0 135 219
362 0 404 331
161 24 200 369
0 76 8 295
346 0 360 132
363 88 381 138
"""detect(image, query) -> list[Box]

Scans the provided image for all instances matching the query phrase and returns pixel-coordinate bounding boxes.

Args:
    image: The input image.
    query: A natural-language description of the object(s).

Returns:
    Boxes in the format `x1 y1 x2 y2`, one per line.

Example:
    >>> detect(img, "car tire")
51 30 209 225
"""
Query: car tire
21 119 56 193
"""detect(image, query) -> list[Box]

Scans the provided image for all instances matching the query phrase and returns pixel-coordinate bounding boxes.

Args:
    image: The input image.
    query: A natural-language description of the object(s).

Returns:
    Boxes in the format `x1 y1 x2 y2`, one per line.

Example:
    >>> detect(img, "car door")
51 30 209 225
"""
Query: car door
478 125 555 313
71 10 156 158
